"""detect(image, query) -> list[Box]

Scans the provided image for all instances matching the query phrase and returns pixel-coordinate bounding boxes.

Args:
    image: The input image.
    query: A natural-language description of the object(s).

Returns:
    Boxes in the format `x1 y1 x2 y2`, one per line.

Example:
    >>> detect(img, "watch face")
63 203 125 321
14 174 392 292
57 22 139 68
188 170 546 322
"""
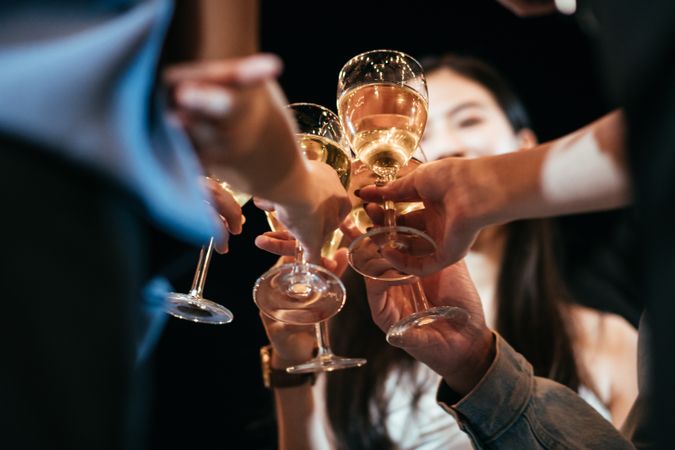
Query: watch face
260 345 273 388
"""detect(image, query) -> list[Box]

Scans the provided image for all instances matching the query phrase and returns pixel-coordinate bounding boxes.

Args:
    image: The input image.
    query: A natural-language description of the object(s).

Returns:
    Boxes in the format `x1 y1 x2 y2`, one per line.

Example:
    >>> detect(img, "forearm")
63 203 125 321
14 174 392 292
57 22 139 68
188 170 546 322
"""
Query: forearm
467 110 630 228
169 0 258 61
168 0 314 209
273 383 333 450
192 0 258 59
167 2 332 219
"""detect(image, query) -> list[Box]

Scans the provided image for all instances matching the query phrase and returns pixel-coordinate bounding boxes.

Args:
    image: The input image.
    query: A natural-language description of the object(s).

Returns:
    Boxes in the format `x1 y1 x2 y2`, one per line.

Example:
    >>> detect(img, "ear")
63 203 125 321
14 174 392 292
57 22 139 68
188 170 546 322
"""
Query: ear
516 128 538 149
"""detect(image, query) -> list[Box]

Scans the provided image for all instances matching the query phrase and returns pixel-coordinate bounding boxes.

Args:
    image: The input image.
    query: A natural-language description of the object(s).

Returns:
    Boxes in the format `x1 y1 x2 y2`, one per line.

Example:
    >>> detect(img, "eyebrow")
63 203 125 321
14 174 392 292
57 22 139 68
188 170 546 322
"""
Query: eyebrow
446 101 485 117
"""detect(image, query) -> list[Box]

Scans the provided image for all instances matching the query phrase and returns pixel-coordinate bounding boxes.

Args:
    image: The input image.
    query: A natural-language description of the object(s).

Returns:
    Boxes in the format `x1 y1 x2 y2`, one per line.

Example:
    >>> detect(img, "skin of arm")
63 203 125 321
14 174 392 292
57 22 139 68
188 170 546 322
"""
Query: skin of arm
165 1 350 261
273 383 332 450
482 110 630 225
357 110 630 275
571 306 639 428
267 317 333 450
255 251 348 450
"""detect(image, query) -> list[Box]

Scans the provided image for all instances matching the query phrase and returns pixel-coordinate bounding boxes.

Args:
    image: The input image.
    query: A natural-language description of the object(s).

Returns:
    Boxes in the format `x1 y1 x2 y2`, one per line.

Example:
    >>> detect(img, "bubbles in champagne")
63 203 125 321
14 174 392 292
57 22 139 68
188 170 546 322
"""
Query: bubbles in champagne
297 133 351 189
338 83 427 179
353 129 417 180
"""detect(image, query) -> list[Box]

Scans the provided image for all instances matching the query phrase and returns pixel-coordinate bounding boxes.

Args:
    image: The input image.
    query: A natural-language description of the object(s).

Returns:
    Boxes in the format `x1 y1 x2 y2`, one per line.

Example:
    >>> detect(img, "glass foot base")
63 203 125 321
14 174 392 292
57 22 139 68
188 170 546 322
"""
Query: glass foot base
253 263 346 325
348 226 436 281
165 293 234 325
286 355 367 374
386 306 470 347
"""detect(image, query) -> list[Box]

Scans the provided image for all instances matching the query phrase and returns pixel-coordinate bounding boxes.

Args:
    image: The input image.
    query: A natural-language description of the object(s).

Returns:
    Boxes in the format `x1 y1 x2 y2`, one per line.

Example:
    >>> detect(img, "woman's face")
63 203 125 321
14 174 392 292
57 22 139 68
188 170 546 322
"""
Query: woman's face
421 68 527 161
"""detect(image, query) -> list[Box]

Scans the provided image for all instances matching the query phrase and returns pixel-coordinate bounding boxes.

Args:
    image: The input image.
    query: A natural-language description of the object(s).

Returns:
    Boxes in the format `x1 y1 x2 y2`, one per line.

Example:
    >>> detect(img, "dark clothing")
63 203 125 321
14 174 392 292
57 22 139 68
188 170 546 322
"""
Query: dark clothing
582 1 675 447
0 136 150 450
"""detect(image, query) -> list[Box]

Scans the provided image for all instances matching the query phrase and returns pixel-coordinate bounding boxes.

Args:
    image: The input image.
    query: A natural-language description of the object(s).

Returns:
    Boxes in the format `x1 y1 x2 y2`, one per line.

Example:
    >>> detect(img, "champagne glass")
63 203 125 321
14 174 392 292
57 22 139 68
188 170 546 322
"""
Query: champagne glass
347 154 469 347
254 103 366 373
337 49 437 282
165 180 251 324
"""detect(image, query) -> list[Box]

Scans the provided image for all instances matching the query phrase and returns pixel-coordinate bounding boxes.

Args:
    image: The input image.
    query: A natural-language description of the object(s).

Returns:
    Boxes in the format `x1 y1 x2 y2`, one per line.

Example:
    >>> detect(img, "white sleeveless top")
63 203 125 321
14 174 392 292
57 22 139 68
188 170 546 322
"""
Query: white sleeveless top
379 363 612 449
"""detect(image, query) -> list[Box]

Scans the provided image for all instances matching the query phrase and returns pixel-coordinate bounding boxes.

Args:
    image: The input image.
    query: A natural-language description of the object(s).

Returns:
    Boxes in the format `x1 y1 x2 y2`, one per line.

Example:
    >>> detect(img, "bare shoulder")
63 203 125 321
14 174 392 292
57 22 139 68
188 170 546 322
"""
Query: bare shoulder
569 304 638 398
568 304 637 353
568 304 639 426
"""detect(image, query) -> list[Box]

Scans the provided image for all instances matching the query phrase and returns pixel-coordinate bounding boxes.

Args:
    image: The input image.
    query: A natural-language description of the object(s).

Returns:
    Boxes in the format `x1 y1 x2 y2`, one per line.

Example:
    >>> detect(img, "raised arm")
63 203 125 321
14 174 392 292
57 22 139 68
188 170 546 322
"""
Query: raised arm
357 110 630 275
164 1 350 261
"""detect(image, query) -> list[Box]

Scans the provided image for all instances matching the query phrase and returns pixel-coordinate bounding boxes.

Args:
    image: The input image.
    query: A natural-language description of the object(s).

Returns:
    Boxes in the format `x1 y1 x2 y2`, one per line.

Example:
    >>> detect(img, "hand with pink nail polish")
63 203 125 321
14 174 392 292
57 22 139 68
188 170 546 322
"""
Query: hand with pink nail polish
163 53 287 172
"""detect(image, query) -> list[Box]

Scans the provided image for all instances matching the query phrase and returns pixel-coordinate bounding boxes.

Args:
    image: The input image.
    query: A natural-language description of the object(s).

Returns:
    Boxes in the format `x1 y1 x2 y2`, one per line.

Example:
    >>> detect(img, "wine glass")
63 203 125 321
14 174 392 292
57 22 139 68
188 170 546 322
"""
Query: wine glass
337 49 436 282
254 103 366 373
347 151 470 347
165 180 251 325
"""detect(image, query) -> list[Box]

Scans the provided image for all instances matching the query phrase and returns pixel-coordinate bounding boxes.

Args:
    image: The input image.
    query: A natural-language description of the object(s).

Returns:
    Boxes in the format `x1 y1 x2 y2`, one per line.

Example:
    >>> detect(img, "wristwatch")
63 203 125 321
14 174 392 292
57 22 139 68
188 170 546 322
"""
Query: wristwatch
260 345 316 389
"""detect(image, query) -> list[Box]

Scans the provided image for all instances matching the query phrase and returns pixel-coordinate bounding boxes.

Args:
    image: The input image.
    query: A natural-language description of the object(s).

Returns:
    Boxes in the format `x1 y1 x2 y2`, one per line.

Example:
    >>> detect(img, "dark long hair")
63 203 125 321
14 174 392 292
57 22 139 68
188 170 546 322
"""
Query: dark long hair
326 54 585 449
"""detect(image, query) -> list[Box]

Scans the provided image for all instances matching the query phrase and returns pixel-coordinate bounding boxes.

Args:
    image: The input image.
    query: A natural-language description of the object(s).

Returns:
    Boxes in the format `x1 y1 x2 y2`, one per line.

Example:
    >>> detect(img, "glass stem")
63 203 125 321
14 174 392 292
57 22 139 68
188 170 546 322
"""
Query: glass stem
189 237 215 298
284 240 314 298
314 321 332 357
376 173 398 229
292 240 310 275
409 277 431 313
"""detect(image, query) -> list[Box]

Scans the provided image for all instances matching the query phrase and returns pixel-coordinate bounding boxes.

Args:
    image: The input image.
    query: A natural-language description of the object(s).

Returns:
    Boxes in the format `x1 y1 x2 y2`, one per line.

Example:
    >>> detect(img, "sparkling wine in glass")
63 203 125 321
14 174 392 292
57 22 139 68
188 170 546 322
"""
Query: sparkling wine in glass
165 180 251 325
337 49 437 282
254 103 366 372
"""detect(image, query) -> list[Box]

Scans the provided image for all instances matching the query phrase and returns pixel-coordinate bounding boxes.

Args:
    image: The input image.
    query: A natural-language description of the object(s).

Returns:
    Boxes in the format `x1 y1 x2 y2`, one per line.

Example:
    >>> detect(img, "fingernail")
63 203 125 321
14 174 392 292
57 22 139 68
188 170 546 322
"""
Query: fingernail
240 55 282 79
179 86 232 115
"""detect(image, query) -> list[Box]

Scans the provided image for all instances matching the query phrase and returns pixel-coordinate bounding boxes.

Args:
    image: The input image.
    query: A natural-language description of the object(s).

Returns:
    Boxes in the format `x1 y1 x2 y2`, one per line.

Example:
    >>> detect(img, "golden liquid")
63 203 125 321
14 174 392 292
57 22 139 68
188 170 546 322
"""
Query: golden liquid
338 83 427 180
297 133 351 189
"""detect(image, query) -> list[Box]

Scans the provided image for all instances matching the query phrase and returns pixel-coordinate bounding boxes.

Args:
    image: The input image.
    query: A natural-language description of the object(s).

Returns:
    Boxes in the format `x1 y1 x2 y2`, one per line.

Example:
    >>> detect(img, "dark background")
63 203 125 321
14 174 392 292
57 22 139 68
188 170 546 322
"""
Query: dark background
148 1 637 448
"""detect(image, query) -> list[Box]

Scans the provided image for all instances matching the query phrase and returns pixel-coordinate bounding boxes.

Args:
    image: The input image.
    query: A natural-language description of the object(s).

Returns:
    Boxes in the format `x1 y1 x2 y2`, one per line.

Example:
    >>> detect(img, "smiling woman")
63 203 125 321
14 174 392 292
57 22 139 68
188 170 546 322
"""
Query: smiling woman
321 54 637 450
422 54 636 427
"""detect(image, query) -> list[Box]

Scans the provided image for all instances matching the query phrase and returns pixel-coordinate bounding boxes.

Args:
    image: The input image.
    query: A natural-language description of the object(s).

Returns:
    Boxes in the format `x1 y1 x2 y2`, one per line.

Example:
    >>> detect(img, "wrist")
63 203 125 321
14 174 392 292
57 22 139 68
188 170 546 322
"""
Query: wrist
262 157 315 212
459 157 508 230
271 351 305 370
260 345 316 389
441 329 496 396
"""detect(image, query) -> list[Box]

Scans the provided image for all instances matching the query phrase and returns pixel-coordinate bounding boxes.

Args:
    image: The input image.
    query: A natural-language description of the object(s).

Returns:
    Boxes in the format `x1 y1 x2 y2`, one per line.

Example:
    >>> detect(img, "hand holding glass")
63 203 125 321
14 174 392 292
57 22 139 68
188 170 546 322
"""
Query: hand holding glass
165 180 251 324
253 103 366 373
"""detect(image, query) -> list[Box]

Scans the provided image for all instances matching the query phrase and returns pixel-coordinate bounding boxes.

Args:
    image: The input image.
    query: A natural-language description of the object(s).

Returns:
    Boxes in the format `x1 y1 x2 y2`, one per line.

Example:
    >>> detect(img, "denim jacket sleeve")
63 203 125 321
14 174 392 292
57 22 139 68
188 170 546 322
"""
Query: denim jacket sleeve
436 333 636 449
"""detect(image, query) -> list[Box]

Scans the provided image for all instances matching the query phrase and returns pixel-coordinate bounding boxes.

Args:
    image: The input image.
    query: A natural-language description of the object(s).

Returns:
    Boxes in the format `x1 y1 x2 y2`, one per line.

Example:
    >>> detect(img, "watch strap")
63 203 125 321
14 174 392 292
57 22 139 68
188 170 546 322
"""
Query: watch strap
260 345 316 389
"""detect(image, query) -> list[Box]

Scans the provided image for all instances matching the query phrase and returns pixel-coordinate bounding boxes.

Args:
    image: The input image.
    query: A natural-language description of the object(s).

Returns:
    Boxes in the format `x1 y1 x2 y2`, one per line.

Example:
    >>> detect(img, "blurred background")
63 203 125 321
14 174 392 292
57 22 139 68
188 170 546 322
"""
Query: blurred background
148 1 638 448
